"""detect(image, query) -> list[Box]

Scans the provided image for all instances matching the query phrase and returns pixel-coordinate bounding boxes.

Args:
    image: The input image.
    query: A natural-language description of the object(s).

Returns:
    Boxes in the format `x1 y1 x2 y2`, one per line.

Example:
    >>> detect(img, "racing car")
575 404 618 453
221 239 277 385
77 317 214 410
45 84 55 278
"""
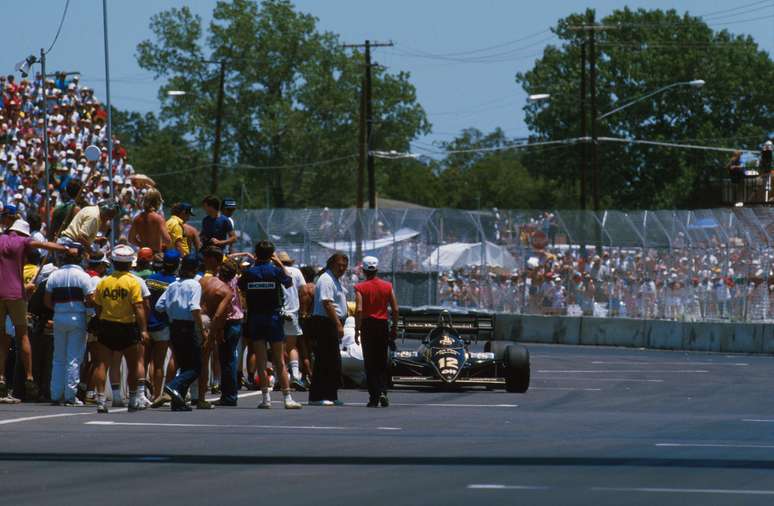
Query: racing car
388 307 530 393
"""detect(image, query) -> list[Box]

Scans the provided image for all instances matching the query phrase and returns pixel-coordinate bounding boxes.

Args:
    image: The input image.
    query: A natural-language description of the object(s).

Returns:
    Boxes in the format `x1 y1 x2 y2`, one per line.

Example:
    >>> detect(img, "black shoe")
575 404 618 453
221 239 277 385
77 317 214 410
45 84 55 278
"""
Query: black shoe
367 399 379 408
214 399 237 407
164 385 185 409
291 377 308 392
171 403 193 412
24 380 40 402
379 394 389 407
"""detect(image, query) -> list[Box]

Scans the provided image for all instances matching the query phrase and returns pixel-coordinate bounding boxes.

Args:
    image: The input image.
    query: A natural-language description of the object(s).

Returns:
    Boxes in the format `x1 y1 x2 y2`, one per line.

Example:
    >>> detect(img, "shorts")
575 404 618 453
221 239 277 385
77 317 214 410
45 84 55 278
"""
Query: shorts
246 313 285 343
0 299 28 329
97 320 140 351
150 327 170 342
283 312 302 337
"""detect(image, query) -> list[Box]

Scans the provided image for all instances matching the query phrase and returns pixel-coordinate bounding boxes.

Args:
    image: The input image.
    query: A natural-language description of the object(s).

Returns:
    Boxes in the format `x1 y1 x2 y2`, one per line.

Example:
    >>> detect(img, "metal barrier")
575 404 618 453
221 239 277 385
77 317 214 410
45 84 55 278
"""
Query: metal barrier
227 207 774 322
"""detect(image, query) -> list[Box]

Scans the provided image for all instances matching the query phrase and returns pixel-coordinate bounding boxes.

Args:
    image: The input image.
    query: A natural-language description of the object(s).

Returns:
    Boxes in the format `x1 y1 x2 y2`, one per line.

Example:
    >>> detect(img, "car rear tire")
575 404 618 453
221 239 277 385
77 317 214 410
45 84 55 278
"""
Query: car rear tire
504 345 530 393
487 340 510 361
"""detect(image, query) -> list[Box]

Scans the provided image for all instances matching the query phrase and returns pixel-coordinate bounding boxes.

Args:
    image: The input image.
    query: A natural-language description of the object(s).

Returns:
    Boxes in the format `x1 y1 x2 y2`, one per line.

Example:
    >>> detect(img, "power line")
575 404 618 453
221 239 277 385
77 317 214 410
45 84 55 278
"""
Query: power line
45 0 71 55
398 28 551 59
149 155 358 177
698 0 773 19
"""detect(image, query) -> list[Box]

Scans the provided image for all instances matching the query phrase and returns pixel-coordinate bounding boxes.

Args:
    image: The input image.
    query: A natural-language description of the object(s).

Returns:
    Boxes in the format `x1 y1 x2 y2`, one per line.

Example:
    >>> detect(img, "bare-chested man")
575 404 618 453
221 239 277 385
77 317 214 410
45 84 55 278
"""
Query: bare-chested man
129 189 171 253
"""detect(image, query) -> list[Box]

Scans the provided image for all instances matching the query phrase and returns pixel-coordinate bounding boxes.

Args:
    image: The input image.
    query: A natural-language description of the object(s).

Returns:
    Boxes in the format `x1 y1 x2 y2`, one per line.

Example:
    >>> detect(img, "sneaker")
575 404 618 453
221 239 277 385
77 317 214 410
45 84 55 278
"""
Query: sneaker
284 398 302 410
164 386 185 407
128 398 147 412
64 398 84 407
97 403 109 414
141 395 153 408
258 394 272 409
308 400 335 406
291 377 308 392
24 380 40 402
332 400 345 407
379 394 389 408
367 399 379 408
171 403 193 412
0 395 21 404
0 381 7 398
195 399 215 410
214 399 237 407
210 384 221 395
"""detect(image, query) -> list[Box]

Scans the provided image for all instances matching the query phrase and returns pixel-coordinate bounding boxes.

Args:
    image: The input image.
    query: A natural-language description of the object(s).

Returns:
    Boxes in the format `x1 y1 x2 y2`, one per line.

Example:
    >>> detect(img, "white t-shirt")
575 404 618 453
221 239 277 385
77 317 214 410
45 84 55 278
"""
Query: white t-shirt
312 270 348 320
281 265 306 315
45 264 95 315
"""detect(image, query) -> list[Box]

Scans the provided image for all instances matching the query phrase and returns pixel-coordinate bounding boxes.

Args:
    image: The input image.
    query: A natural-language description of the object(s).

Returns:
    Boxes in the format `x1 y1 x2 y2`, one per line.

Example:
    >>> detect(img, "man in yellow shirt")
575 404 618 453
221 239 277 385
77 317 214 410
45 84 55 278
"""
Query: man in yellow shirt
166 203 194 256
91 244 149 413
60 199 119 248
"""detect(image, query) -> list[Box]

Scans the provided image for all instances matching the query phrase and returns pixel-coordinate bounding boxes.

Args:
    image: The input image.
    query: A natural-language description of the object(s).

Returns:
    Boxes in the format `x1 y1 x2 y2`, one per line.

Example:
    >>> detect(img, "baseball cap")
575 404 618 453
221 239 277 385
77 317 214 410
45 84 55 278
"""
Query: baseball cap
181 253 199 271
163 249 181 265
138 247 154 262
174 202 194 216
111 244 136 263
277 251 293 264
363 256 379 272
8 219 30 236
2 204 18 216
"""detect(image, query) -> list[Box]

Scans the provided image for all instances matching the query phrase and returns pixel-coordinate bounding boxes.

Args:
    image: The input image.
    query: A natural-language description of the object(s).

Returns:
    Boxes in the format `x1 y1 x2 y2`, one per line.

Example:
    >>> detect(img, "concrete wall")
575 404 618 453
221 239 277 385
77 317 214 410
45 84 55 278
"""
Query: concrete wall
494 314 774 354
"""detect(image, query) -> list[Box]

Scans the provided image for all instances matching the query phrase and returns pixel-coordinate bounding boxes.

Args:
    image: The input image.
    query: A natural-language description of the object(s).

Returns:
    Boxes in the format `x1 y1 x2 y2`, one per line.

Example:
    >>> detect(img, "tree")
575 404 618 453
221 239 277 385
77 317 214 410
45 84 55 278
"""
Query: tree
111 108 209 204
136 0 429 208
517 7 774 209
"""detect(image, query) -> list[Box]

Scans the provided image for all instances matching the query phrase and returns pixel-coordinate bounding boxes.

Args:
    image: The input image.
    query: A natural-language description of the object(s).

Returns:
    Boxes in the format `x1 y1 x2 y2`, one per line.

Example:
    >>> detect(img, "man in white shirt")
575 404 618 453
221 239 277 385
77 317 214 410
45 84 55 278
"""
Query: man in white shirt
277 251 307 389
44 245 95 405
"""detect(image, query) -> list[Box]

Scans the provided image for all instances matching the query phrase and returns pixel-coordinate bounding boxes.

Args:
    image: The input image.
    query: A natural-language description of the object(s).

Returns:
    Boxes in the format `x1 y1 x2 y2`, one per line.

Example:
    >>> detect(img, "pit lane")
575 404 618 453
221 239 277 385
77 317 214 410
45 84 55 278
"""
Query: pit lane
2 343 774 506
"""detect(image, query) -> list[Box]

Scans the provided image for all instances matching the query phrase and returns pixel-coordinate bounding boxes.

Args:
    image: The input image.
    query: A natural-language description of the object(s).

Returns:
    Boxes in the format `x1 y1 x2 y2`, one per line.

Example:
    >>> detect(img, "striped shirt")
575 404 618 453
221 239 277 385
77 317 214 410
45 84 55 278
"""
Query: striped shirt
45 264 95 315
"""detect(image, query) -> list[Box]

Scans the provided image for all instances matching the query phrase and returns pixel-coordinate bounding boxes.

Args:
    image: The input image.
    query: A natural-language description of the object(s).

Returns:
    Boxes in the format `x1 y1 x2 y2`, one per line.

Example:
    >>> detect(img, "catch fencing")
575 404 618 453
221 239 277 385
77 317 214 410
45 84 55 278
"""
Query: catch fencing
227 207 774 322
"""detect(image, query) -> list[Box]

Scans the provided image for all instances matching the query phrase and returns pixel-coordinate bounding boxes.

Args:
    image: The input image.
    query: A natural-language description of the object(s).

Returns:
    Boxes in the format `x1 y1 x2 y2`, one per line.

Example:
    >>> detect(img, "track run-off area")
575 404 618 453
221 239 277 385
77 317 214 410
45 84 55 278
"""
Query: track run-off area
2 343 774 506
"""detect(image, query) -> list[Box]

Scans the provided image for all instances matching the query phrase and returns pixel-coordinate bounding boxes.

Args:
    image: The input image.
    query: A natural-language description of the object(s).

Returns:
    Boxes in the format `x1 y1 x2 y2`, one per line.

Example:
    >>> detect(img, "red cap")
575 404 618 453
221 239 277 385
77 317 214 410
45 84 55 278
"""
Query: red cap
138 247 154 262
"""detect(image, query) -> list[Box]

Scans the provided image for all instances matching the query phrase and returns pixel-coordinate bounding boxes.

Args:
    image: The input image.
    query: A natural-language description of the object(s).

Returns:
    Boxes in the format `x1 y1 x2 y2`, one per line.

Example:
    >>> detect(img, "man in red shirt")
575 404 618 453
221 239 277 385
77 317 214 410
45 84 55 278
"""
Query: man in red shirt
355 256 399 408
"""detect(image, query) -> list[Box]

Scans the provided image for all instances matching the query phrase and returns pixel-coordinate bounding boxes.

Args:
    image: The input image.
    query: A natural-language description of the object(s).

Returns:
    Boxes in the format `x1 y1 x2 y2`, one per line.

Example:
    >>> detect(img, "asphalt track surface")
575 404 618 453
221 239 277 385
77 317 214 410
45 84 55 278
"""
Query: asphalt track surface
2 343 774 506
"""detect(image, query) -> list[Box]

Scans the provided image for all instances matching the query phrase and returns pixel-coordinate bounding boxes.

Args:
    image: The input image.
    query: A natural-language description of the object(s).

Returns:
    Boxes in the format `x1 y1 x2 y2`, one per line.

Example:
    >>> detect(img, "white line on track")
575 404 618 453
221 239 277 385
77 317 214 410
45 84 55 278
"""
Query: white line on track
536 377 664 383
656 442 774 449
537 369 708 373
591 487 774 496
742 419 774 423
591 361 749 366
0 407 128 425
85 421 401 431
346 402 518 408
529 387 602 391
467 484 550 490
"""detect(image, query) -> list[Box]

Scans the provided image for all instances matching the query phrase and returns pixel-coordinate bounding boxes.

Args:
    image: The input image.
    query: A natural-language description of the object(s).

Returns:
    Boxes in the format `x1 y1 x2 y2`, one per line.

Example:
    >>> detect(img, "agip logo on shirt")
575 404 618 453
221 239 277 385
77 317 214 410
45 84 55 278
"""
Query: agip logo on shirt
102 286 130 301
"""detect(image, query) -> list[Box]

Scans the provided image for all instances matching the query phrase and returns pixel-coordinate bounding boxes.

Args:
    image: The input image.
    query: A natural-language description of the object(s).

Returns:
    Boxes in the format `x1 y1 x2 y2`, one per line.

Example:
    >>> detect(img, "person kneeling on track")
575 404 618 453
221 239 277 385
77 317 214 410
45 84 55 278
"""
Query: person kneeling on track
238 241 301 410
91 245 151 413
155 254 209 412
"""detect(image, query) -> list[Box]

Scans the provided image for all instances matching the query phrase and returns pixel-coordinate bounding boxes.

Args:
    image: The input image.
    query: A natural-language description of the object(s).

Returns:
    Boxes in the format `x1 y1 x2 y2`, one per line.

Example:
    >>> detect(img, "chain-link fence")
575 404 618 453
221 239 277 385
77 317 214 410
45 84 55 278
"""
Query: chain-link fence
227 207 774 322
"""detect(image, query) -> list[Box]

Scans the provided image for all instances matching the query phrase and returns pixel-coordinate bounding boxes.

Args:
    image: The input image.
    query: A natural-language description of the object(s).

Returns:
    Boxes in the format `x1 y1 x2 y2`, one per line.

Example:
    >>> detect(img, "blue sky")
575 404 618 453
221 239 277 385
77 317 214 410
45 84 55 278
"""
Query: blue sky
1 0 771 151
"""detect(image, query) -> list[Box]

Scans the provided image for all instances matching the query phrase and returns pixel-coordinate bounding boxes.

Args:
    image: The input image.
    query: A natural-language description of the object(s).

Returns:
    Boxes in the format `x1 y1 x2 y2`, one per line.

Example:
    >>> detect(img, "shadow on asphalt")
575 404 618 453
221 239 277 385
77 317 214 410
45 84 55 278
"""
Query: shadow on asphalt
1 454 774 469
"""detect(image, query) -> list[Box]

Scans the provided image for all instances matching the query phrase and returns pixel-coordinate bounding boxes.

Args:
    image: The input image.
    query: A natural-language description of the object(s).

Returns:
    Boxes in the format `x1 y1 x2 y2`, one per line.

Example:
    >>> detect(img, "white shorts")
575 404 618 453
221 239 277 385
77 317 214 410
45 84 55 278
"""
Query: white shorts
283 313 302 337
150 327 170 342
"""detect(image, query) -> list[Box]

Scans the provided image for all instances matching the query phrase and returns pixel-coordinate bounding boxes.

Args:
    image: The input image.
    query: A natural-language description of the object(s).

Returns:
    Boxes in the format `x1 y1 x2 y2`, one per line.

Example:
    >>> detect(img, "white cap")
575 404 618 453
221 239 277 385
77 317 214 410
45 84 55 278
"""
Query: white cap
111 244 136 263
8 219 30 236
362 256 379 272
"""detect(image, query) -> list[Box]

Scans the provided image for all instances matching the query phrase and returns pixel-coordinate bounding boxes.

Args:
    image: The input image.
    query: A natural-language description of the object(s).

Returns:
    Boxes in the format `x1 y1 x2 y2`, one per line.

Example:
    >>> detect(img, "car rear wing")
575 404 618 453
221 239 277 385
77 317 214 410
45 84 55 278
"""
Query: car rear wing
396 306 495 340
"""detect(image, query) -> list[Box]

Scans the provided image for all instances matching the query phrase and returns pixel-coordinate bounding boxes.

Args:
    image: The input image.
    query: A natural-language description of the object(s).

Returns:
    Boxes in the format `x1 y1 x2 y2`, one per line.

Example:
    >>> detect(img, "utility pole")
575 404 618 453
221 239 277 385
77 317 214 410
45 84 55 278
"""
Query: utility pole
579 40 587 211
102 0 115 242
40 48 50 232
357 79 366 209
211 61 226 195
588 12 599 214
343 40 394 209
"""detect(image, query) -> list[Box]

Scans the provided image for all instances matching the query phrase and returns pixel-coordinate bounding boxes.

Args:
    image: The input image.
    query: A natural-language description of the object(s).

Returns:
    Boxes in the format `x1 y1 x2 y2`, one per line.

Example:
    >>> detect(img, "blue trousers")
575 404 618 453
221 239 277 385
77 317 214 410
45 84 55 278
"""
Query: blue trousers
167 320 201 398
218 321 242 403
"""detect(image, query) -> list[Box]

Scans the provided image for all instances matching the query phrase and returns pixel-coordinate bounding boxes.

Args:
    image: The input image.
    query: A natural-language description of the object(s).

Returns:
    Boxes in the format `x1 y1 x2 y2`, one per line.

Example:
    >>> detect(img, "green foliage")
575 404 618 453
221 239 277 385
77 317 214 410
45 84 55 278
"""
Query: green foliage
517 7 774 209
136 0 429 208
